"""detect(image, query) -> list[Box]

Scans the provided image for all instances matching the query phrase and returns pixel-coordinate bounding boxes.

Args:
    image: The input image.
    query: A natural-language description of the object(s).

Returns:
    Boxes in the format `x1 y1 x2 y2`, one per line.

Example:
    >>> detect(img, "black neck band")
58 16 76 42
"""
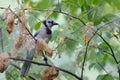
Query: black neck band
43 20 52 34
43 20 47 27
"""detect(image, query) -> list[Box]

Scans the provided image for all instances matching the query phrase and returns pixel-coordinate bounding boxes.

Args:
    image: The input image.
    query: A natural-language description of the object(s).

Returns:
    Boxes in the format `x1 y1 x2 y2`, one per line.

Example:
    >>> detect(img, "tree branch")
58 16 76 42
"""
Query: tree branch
96 33 120 80
81 30 95 79
8 8 37 42
0 28 4 52
25 8 86 25
81 18 120 79
96 33 118 64
10 57 82 80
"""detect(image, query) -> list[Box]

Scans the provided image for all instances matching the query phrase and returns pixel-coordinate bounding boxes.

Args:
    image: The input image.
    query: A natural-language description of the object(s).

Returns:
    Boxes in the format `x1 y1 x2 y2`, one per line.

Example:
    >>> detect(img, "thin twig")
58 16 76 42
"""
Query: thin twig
96 33 118 64
10 57 82 80
81 31 95 78
52 10 86 25
28 76 36 80
10 62 21 70
91 46 112 56
25 8 86 25
97 62 108 74
0 28 4 52
97 62 114 80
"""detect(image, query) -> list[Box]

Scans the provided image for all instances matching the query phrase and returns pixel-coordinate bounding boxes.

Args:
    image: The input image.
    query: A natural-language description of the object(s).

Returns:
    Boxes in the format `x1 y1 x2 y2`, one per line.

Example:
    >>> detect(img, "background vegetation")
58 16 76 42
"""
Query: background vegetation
0 0 120 80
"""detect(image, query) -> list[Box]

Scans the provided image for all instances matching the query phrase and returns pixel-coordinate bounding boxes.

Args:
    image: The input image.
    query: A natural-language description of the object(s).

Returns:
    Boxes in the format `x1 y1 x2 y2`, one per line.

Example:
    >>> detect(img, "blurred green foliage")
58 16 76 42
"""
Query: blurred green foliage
0 0 120 80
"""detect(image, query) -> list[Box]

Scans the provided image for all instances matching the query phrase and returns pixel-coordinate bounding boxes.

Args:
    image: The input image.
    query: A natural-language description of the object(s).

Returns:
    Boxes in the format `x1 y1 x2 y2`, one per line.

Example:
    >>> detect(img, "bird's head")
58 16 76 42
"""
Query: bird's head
43 19 59 28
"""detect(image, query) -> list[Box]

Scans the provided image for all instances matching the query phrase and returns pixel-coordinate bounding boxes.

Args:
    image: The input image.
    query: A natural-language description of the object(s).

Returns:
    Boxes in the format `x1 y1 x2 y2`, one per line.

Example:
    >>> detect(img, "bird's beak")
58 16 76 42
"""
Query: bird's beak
53 22 59 25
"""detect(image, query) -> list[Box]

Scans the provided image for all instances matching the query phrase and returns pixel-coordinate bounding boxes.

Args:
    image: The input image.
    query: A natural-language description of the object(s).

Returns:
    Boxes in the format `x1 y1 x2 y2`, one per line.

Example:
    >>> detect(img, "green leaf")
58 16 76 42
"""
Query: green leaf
96 74 113 80
83 76 89 80
105 32 112 38
64 38 77 54
115 1 120 9
36 0 53 9
5 66 20 80
34 22 41 30
51 30 61 42
95 62 106 71
28 15 36 30
93 16 102 25
93 0 100 5
103 54 108 61
116 51 120 60
107 0 120 10
24 0 29 3
89 63 96 70
60 62 77 80
105 0 112 5
76 51 84 65
79 0 85 6
95 52 104 62
117 63 120 70
64 73 76 80
98 42 109 52
86 0 94 5
96 74 104 80
103 14 117 22
102 74 113 80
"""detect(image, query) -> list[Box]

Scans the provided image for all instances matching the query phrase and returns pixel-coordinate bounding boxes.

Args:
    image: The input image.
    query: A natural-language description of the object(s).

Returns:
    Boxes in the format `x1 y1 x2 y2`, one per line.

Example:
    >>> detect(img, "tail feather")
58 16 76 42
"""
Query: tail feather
20 48 35 77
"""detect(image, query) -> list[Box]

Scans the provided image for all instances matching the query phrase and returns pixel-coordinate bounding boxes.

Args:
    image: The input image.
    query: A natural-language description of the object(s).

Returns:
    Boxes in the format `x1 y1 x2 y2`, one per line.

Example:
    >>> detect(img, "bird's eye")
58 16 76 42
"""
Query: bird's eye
48 21 51 23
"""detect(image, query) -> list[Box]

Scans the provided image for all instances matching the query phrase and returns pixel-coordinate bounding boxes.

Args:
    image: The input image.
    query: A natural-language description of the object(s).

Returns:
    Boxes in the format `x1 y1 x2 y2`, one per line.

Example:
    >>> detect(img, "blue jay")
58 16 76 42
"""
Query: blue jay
20 19 58 77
